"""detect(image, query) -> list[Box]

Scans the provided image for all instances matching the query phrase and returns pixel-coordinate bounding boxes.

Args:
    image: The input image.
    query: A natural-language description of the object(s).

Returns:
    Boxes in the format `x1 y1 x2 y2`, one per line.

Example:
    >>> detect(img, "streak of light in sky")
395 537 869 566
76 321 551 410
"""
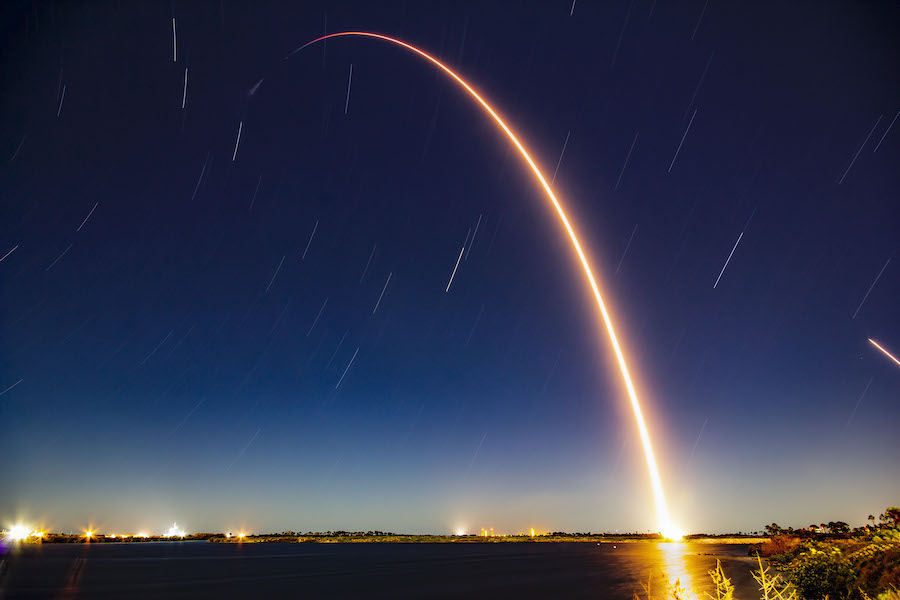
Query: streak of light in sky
182 68 188 109
335 347 359 389
852 257 891 319
232 121 243 162
1 245 18 262
284 31 683 535
56 85 66 118
551 130 571 184
839 114 882 184
301 221 318 260
691 0 709 40
325 330 348 370
76 202 98 232
446 245 465 292
713 209 755 289
844 378 873 431
615 225 638 275
465 214 482 261
869 338 900 368
873 110 899 152
190 155 210 202
373 272 392 314
44 243 73 272
359 244 376 283
688 417 708 462
307 298 328 336
249 175 261 211
139 330 174 365
264 255 285 294
227 428 261 471
0 379 23 398
669 108 697 172
344 64 353 114
614 133 638 191
10 135 25 162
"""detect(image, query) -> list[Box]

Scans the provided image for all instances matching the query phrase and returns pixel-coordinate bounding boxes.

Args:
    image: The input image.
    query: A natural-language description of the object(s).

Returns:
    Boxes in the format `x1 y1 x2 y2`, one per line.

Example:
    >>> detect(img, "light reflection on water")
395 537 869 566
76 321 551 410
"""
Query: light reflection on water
4 540 764 598
601 541 760 598
659 542 694 597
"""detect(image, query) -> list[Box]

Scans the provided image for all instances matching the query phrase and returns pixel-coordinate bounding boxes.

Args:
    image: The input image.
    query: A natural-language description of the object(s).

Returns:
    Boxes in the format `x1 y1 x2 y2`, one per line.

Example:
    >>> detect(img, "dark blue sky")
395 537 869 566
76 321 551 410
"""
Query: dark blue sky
2 1 898 535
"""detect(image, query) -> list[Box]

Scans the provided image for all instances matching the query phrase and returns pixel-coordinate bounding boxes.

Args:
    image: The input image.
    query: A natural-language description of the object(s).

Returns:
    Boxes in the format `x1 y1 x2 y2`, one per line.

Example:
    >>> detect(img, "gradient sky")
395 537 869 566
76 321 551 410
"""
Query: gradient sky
2 1 898 536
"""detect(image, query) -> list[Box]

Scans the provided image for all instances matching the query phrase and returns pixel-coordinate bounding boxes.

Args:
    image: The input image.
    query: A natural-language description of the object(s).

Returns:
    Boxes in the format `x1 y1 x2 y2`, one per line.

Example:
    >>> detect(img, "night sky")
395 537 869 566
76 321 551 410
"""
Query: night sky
2 1 898 536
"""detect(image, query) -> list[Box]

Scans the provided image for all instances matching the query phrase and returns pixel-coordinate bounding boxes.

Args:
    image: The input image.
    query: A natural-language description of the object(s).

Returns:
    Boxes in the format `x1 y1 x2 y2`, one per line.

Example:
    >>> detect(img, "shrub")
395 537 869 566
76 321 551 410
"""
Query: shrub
854 546 900 597
759 536 801 558
785 548 853 599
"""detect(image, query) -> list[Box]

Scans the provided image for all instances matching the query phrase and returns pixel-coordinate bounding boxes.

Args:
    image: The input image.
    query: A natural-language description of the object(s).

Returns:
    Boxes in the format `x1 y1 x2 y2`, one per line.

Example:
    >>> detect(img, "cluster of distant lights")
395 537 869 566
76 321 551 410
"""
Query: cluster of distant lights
6 524 681 542
1 522 230 542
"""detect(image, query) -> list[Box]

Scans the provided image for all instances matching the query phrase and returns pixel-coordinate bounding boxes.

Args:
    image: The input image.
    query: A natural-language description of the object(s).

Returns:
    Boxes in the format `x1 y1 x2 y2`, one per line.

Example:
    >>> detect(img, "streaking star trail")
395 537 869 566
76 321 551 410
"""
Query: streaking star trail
286 31 681 538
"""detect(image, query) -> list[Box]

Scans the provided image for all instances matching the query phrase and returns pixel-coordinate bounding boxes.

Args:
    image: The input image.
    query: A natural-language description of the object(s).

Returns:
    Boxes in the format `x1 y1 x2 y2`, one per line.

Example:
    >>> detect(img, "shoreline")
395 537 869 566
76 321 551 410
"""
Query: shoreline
18 533 767 545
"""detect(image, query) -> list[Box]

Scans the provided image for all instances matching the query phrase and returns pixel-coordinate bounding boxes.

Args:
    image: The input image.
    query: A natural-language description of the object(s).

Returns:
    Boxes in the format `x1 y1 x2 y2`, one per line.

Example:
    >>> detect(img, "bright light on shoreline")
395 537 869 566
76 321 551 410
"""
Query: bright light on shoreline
661 526 684 542
7 524 30 541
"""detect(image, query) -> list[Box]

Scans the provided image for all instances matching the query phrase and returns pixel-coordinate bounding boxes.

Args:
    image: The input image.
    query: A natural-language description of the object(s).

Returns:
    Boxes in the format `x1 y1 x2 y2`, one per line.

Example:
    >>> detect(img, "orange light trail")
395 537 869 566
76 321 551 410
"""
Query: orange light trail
288 31 680 538
869 338 900 368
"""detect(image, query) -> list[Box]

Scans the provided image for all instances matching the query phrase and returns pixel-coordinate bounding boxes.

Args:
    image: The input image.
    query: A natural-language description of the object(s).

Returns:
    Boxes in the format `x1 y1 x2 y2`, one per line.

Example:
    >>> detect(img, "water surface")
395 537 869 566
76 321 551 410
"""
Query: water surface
1 541 764 599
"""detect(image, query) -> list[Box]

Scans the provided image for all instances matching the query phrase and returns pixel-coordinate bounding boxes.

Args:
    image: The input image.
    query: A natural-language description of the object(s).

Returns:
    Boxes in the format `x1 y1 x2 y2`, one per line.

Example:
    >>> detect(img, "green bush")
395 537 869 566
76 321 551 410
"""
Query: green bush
786 548 854 599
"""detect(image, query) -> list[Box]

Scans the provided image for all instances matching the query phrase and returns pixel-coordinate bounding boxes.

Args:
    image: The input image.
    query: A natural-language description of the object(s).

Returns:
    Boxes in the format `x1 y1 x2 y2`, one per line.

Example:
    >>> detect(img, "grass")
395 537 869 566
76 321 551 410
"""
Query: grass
633 555 796 600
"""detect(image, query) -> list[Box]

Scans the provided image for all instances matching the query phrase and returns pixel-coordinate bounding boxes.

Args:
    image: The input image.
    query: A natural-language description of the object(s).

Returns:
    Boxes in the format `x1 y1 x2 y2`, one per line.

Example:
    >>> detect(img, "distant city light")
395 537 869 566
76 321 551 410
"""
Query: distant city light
455 529 465 536
238 532 246 539
165 523 185 538
85 530 93 538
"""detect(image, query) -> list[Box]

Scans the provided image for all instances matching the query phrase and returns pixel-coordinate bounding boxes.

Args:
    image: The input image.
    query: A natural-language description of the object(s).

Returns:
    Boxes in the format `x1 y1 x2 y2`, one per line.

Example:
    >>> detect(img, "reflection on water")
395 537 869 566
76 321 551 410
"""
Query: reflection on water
604 542 759 598
659 542 694 597
3 540 763 599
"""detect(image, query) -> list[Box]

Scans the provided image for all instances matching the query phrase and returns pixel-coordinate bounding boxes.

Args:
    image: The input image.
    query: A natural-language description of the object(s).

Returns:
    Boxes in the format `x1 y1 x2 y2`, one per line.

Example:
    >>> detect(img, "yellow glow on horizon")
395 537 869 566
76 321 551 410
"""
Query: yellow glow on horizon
291 31 680 537
85 530 93 538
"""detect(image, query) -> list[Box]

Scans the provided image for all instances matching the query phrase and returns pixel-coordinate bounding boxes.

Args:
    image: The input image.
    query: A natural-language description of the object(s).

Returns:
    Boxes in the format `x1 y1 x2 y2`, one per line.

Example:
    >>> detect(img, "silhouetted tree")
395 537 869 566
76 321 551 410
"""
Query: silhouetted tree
832 521 850 534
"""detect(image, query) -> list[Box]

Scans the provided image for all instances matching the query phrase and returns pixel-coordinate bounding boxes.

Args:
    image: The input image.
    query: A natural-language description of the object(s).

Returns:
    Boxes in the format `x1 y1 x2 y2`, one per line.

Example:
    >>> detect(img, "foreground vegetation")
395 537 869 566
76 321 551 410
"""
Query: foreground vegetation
637 507 900 600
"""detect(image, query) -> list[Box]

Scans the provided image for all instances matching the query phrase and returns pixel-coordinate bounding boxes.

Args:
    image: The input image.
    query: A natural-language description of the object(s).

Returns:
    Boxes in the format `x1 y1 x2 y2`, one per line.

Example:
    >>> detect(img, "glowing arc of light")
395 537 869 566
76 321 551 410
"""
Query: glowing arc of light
869 339 900 368
288 31 679 538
